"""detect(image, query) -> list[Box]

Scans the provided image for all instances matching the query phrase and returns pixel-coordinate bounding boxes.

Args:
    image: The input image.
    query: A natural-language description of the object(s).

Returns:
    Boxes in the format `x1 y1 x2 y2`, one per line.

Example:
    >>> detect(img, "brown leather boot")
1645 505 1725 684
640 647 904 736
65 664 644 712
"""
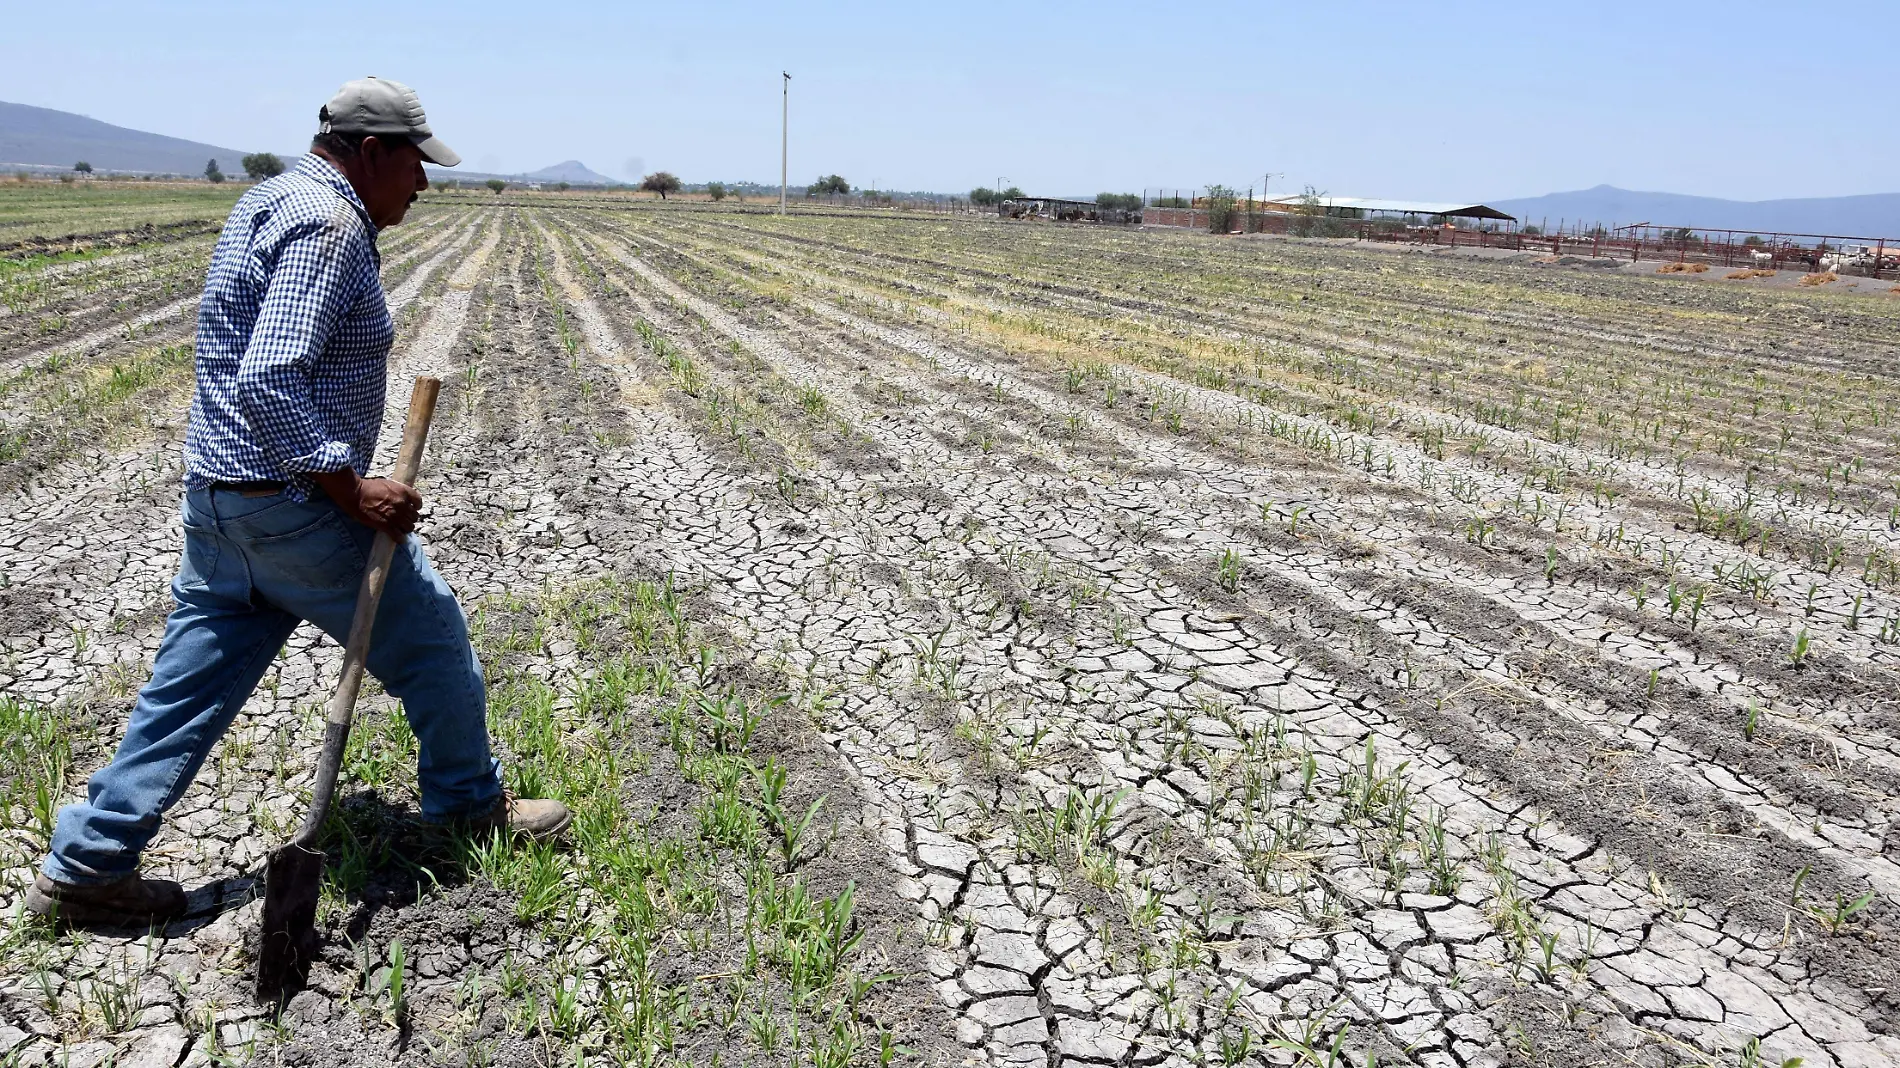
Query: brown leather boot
25 872 187 927
457 792 572 841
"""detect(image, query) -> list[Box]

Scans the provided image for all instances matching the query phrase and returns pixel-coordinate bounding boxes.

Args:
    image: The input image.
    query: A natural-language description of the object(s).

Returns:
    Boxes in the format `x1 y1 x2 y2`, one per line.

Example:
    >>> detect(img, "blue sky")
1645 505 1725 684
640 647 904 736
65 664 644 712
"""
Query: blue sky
5 1 1892 201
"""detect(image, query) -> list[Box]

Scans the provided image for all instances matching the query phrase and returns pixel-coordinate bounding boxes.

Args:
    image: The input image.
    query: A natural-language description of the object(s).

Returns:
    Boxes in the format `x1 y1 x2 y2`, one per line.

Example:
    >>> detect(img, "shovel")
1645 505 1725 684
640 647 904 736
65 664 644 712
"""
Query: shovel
256 375 442 1000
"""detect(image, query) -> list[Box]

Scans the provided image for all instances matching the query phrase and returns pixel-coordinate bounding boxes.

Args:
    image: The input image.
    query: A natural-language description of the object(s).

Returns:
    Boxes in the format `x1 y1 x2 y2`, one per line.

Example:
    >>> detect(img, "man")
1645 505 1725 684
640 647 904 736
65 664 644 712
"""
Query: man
28 78 568 927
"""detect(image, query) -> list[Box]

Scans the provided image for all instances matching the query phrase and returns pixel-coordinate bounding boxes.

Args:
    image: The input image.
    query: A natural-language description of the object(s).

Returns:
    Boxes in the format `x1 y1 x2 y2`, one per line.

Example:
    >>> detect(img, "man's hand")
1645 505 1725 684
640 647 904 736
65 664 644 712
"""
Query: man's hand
312 469 423 539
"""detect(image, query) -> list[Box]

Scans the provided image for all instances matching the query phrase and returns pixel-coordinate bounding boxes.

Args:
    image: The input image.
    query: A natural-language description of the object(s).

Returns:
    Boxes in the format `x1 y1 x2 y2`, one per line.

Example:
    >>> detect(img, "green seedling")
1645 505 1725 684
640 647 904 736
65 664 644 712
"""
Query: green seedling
1217 547 1244 592
1421 804 1462 896
1287 504 1309 537
1789 864 1812 904
1218 1025 1255 1066
1737 1036 1805 1068
86 960 140 1034
756 756 827 868
1531 929 1561 983
778 800 824 869
1265 1003 1353 1067
1806 889 1875 934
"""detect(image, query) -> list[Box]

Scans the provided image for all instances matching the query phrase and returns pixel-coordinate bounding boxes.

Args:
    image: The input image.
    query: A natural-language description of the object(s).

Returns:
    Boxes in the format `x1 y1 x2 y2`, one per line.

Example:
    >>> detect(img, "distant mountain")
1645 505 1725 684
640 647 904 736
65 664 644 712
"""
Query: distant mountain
0 100 253 176
521 160 617 185
1491 184 1900 238
422 160 622 188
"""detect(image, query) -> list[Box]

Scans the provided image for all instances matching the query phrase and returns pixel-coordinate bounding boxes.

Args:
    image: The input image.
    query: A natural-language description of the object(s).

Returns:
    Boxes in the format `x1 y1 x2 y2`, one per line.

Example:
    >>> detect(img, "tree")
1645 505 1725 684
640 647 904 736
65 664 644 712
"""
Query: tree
485 178 506 194
640 171 682 199
555 181 570 192
242 153 284 180
1743 234 1766 247
969 186 997 206
1290 185 1352 237
205 158 225 184
1095 192 1140 211
1000 186 1024 201
706 181 728 202
808 174 850 197
1204 184 1239 233
73 161 91 174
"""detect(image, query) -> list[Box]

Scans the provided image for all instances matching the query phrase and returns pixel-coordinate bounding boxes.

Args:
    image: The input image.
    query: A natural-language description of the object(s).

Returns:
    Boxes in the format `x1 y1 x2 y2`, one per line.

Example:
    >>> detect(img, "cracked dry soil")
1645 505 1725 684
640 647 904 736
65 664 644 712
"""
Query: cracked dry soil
0 200 1897 1068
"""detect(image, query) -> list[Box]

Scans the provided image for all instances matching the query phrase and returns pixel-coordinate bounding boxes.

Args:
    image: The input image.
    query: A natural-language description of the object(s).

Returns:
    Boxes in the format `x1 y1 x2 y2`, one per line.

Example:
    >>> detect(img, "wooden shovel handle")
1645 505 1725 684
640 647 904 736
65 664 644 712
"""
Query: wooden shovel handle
294 376 441 846
387 376 441 487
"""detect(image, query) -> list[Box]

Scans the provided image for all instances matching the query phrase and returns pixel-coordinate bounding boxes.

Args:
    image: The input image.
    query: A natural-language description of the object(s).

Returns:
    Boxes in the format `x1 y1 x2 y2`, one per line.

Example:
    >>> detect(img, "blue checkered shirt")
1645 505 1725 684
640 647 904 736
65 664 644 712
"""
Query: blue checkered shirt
184 154 391 501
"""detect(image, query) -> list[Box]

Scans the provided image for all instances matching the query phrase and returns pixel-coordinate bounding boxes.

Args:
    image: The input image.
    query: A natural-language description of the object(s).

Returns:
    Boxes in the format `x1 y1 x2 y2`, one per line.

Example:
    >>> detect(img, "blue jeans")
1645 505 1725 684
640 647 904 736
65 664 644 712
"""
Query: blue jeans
42 487 501 886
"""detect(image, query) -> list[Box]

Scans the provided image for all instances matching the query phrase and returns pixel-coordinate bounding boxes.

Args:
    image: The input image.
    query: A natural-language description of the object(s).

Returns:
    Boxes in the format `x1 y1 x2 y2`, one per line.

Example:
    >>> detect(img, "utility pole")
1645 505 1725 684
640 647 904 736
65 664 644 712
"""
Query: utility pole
780 72 790 215
1261 171 1283 206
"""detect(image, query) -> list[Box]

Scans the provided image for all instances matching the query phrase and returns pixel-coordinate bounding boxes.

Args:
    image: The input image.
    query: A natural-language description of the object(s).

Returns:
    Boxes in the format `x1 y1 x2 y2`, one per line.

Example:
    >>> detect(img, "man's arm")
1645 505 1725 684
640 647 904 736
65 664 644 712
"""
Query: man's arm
234 212 418 537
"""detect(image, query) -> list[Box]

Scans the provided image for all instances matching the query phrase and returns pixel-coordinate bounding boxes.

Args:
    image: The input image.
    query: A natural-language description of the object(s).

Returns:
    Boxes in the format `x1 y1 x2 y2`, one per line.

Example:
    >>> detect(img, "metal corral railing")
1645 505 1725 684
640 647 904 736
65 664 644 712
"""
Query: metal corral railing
1142 209 1900 280
1365 223 1899 278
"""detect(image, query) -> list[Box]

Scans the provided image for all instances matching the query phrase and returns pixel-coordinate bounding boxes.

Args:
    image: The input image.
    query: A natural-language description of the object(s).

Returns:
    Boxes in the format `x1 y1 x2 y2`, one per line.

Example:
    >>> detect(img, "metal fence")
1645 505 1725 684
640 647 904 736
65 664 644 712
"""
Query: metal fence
1139 207 1900 280
1359 223 1898 278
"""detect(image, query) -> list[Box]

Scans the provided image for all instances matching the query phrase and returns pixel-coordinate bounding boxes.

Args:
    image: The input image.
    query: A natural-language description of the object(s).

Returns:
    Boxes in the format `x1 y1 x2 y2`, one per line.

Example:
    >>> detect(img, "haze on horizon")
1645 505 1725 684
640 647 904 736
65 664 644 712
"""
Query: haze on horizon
4 0 1891 203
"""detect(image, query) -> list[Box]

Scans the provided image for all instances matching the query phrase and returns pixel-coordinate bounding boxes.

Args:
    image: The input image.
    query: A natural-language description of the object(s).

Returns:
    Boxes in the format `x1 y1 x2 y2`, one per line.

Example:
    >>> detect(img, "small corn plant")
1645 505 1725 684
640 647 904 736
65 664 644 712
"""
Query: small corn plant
1217 547 1244 592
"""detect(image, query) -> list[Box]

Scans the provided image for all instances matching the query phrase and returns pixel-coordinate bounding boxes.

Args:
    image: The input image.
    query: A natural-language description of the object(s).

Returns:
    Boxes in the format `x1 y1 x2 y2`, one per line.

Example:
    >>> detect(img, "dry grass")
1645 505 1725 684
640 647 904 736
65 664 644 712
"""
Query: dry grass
1726 269 1777 280
1799 271 1840 286
1657 261 1709 274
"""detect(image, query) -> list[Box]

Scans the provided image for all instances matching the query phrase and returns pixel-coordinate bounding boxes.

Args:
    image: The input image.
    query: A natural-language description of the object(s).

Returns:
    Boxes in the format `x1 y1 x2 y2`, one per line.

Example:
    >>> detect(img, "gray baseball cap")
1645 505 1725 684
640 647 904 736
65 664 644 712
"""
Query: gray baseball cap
319 76 460 167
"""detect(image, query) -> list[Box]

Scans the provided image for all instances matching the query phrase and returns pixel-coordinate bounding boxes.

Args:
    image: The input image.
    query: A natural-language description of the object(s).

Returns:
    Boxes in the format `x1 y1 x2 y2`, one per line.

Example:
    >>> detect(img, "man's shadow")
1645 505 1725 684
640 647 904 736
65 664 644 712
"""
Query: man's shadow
155 791 479 962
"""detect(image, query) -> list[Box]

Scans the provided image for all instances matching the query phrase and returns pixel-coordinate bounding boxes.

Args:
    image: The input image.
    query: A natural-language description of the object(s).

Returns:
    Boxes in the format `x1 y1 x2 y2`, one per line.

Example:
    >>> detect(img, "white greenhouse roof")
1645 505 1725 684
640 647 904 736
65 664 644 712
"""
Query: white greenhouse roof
1263 196 1515 221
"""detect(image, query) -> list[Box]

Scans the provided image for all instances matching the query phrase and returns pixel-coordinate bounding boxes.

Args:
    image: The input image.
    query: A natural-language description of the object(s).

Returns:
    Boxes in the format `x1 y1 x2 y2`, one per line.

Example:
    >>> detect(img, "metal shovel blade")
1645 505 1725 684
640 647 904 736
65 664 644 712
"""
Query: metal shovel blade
255 841 326 999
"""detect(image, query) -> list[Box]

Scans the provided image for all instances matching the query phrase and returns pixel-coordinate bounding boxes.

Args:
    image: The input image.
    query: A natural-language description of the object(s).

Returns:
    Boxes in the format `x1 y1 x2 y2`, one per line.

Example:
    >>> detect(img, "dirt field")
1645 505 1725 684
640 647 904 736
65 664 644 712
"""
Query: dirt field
1 200 1897 1067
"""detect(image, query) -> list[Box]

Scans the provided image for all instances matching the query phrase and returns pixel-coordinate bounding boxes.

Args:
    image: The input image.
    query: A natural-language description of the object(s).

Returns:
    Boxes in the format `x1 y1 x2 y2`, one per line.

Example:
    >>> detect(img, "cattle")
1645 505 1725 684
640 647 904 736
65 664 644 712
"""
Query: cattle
1819 250 1873 274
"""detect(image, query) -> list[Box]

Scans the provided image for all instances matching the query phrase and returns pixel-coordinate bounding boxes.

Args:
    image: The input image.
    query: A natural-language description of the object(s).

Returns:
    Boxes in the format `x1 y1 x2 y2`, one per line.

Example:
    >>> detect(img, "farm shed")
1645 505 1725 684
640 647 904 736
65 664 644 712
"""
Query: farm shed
1260 195 1515 223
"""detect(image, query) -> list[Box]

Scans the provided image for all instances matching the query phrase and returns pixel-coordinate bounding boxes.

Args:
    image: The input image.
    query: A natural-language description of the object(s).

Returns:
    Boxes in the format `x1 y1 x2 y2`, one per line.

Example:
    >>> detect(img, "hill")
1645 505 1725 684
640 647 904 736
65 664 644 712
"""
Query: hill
1490 184 1900 238
522 160 617 185
424 160 622 188
0 100 253 176
0 101 629 189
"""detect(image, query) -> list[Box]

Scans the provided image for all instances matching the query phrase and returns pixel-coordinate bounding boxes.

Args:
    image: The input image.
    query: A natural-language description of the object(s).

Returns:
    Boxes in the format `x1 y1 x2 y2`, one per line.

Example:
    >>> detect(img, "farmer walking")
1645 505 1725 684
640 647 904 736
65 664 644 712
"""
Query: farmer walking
29 78 569 927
